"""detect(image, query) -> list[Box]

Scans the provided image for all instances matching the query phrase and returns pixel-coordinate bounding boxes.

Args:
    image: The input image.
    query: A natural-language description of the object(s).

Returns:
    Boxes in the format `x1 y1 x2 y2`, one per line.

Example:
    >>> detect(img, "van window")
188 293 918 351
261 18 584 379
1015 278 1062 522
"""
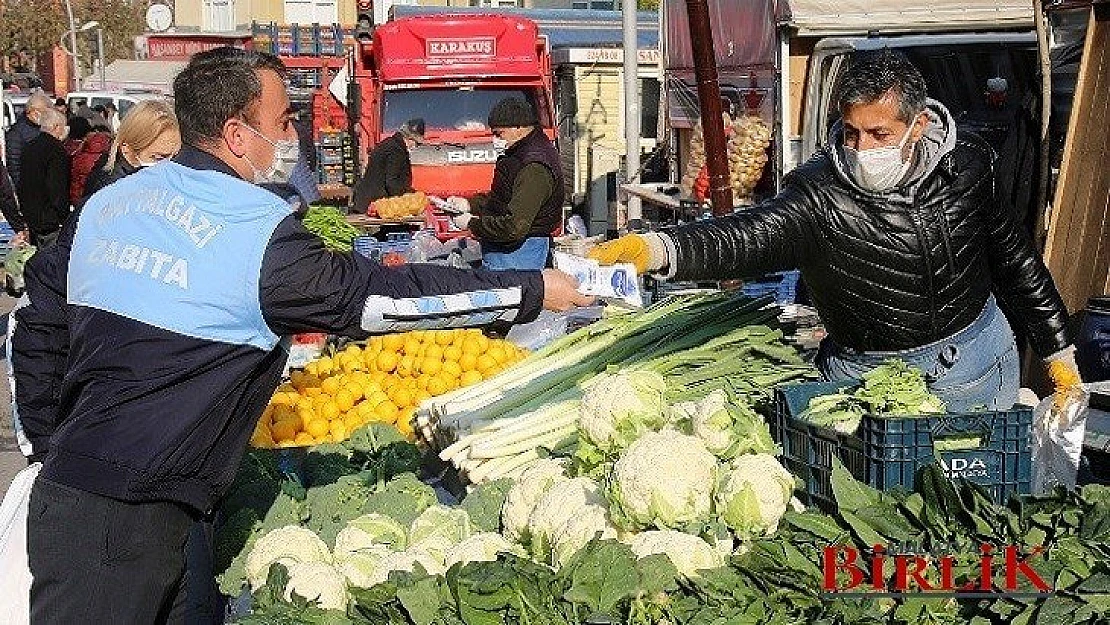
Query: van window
382 88 547 133
819 42 1038 150
69 97 88 111
91 97 113 109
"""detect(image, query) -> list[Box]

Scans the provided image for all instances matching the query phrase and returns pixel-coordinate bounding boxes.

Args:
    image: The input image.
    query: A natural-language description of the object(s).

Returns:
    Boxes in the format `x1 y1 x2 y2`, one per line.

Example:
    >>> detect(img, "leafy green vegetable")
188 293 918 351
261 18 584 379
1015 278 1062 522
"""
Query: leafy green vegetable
459 478 513 533
302 206 361 252
799 360 947 434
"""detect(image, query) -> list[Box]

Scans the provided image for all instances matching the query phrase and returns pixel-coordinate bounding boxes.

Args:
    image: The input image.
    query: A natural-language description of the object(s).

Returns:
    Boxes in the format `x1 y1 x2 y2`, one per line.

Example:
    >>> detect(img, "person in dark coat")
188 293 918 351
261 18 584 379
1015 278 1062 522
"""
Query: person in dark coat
15 108 70 246
63 117 113 205
4 91 51 188
351 117 424 212
589 49 1083 411
0 155 23 238
445 98 564 271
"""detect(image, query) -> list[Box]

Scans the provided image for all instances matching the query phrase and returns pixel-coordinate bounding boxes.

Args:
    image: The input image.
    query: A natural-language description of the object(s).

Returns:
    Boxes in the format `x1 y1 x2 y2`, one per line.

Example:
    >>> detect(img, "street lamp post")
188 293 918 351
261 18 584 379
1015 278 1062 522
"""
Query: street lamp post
78 21 105 91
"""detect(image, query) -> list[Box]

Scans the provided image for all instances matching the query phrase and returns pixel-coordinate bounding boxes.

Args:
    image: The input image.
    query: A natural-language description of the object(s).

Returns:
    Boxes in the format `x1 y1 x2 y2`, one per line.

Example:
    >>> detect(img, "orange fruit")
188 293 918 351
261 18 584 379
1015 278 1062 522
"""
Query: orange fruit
329 420 348 440
487 345 507 364
320 376 340 396
459 352 479 372
306 419 330 438
460 370 483 387
366 390 390 408
421 358 443 376
443 345 462 362
303 361 320 378
441 360 463 379
375 401 400 423
362 382 382 401
414 389 432 404
382 334 405 352
395 415 415 439
434 330 455 346
398 354 417 377
424 344 443 362
356 400 377 419
403 337 422 354
476 354 498 373
335 388 357 413
391 388 413 409
297 407 316 424
376 350 399 373
343 411 364 431
271 420 298 443
426 377 449 397
318 400 341 422
294 432 314 446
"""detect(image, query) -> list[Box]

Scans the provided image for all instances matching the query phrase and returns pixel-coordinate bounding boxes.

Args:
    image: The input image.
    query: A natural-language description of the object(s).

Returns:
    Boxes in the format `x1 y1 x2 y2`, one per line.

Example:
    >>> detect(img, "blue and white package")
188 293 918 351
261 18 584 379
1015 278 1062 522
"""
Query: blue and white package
553 251 643 308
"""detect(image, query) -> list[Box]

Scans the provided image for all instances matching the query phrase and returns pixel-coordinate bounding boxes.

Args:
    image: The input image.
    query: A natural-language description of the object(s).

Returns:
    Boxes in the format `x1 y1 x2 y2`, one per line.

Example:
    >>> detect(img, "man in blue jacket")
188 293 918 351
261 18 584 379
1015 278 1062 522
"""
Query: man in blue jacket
14 47 588 624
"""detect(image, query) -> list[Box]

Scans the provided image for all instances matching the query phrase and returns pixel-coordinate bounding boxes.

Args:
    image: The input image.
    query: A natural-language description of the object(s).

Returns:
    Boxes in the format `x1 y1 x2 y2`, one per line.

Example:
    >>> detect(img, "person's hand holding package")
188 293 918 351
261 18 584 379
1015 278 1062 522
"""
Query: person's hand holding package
541 269 596 311
587 233 671 274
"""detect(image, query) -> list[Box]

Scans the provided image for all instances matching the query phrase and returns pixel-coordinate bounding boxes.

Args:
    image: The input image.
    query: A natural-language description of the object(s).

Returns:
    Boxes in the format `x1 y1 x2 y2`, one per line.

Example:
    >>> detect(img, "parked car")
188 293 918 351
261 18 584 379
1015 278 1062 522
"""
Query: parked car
66 90 167 120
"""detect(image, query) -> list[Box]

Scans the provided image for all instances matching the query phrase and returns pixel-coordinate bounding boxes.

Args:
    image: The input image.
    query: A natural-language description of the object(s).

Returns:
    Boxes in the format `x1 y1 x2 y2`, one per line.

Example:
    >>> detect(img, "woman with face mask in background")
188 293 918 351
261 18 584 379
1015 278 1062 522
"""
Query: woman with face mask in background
82 100 181 203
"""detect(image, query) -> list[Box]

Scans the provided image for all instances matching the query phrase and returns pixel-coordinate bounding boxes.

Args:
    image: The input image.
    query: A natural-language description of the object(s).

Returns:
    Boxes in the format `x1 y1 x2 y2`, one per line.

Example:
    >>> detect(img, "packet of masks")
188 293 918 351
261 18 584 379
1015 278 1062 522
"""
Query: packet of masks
553 251 643 308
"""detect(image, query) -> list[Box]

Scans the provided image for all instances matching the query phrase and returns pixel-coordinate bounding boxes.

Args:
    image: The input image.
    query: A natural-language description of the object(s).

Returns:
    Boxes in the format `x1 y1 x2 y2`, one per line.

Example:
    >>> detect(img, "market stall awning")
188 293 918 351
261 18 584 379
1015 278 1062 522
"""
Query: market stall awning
82 60 186 96
776 0 1035 37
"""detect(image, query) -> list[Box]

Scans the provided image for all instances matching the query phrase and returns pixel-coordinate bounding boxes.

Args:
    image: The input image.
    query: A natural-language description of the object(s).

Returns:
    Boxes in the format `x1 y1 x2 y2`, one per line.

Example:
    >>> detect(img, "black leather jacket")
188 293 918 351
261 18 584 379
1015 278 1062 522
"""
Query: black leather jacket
667 118 1069 358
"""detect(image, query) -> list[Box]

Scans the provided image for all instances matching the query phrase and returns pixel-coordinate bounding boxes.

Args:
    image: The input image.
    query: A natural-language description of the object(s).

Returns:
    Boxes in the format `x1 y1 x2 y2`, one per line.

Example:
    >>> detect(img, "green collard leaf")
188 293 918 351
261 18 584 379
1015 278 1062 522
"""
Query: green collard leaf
396 576 444 625
783 511 848 542
852 505 918 543
1033 596 1083 625
830 457 880 514
839 510 887 549
634 553 681 596
562 542 640 616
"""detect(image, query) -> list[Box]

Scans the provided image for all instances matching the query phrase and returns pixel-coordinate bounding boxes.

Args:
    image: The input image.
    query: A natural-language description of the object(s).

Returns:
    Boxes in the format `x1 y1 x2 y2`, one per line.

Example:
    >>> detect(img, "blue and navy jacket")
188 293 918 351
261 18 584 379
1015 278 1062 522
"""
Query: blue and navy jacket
11 147 543 513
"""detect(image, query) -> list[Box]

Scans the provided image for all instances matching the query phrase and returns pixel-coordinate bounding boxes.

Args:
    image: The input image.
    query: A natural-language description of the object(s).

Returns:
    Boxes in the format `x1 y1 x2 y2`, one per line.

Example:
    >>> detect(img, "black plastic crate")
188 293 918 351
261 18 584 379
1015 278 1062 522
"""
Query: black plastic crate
771 381 1033 512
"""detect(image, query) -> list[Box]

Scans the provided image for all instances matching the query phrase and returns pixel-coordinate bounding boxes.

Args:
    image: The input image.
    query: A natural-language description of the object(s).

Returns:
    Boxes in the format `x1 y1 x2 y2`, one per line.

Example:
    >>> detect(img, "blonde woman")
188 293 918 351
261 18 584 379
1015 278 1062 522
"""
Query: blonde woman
82 99 181 202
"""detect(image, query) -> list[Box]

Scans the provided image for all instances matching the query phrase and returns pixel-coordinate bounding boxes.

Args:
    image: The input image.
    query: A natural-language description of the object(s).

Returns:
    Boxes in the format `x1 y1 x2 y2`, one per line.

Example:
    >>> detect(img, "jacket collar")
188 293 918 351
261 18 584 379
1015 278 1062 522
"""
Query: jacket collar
173 145 243 180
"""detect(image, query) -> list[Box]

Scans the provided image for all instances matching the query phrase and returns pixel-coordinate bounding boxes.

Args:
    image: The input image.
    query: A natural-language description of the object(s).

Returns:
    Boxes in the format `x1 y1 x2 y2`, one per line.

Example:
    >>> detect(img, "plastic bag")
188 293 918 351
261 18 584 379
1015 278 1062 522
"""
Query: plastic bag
3 243 36 296
0 461 40 625
1031 385 1091 493
506 310 569 351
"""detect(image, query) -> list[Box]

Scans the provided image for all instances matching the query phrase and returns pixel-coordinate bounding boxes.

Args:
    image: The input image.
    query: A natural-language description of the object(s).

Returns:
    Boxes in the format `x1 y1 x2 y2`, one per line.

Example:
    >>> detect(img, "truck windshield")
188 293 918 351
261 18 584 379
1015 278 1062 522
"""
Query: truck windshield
382 88 539 133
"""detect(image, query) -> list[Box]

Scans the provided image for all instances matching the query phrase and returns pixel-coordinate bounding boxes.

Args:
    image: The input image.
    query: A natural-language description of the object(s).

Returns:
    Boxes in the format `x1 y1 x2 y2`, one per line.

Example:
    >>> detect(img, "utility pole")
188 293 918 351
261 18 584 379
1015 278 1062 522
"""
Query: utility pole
622 0 642 231
684 0 732 216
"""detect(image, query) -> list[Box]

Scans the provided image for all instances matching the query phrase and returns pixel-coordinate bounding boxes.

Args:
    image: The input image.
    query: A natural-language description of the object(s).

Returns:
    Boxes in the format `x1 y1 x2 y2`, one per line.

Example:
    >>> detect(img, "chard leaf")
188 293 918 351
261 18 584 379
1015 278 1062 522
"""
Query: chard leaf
396 576 444 625
830 458 880 514
783 511 847 542
839 510 887 549
562 541 640 616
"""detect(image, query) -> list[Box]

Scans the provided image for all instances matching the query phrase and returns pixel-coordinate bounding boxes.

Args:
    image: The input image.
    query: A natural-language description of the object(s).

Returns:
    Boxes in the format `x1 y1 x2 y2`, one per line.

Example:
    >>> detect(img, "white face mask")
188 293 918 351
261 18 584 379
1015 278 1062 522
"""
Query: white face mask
844 120 917 192
242 123 300 185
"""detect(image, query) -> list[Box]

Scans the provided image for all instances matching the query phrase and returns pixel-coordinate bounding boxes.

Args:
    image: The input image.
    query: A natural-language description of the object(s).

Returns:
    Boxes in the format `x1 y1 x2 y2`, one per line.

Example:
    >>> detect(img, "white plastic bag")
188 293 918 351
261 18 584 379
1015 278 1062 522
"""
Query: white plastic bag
0 461 40 625
1031 385 1091 493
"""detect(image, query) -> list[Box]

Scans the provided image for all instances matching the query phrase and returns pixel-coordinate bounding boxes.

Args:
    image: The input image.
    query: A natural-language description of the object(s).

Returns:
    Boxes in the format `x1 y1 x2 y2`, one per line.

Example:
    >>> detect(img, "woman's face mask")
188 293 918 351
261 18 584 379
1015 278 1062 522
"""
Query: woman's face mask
844 120 917 192
242 123 300 185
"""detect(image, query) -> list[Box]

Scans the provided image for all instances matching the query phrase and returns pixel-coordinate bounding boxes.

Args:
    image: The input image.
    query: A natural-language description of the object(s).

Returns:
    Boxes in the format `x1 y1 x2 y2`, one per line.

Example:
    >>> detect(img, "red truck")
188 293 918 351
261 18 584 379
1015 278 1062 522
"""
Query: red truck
344 14 556 199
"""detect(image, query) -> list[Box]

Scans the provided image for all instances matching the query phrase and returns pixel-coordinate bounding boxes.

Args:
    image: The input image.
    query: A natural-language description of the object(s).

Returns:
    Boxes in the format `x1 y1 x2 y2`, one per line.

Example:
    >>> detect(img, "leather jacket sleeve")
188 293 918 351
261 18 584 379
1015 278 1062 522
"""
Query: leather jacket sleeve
668 174 821 282
984 175 1071 357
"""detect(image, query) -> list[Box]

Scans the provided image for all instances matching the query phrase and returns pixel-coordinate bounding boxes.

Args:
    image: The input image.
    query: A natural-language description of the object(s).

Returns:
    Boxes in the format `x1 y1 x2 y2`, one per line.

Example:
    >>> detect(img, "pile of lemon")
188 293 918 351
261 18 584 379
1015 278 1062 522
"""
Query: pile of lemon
251 329 528 448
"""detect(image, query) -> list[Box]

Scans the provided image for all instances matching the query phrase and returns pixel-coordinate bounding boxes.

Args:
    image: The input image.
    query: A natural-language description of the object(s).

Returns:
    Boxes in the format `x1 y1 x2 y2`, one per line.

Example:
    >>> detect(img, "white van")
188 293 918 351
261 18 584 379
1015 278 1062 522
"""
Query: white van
65 91 166 121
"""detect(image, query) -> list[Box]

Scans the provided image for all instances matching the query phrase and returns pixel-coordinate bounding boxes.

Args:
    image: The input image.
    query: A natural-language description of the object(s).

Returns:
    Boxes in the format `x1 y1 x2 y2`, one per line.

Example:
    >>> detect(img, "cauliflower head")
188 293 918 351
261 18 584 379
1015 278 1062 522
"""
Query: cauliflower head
689 390 777 459
527 477 606 561
335 544 394 589
407 505 473 562
246 525 332 589
444 532 523 570
550 503 618 568
501 458 569 543
608 430 717 531
334 513 407 561
283 561 348 611
715 453 796 540
578 370 668 453
627 530 724 578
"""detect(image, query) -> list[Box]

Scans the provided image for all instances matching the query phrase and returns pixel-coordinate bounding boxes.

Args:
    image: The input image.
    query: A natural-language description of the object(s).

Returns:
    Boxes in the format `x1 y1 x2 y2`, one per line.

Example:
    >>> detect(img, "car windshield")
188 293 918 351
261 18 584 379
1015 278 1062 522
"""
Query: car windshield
381 88 540 133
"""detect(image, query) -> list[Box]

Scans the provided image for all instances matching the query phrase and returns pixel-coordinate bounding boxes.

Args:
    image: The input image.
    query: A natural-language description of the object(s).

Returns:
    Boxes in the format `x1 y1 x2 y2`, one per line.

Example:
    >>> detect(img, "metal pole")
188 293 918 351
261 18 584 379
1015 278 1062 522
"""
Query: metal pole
684 0 732 216
622 0 642 231
62 0 80 90
97 28 106 91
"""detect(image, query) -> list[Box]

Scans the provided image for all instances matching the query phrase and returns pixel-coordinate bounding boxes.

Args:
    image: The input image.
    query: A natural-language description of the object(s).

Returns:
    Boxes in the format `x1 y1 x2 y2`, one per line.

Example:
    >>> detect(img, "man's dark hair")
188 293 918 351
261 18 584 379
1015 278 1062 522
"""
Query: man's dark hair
173 46 286 147
834 49 927 123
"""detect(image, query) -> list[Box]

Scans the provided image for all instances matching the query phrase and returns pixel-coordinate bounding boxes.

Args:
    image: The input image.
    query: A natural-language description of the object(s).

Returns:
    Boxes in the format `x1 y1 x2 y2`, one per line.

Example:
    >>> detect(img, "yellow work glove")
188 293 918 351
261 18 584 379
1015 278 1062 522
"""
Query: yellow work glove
1046 346 1083 410
588 234 652 273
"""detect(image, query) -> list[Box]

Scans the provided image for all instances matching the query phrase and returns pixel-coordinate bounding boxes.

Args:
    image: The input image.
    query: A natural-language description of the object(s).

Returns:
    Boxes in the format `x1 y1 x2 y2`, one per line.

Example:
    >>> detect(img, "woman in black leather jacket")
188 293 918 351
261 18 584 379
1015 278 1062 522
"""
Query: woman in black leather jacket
590 50 1078 411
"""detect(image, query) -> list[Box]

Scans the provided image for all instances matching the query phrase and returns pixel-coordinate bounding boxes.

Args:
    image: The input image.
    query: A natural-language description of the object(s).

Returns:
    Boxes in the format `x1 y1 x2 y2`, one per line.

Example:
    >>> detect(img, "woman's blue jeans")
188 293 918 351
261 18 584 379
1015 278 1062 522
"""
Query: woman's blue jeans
816 296 1020 412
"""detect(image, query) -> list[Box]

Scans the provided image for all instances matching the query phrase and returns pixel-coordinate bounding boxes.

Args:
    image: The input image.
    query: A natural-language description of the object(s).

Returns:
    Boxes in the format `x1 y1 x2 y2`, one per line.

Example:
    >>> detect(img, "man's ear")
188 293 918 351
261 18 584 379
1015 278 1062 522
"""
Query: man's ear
911 111 929 142
223 118 248 158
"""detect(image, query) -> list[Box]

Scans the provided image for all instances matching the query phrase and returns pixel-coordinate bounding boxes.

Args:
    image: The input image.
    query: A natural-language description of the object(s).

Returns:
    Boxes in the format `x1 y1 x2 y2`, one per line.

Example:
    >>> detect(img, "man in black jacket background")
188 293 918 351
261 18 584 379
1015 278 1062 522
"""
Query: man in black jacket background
14 108 70 246
591 49 1080 410
4 90 51 188
350 117 424 212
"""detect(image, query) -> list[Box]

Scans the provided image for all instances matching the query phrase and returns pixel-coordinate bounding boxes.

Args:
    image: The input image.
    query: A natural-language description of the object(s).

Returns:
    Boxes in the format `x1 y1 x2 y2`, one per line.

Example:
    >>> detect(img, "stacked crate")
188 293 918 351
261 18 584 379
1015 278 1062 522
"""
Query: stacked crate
317 130 348 187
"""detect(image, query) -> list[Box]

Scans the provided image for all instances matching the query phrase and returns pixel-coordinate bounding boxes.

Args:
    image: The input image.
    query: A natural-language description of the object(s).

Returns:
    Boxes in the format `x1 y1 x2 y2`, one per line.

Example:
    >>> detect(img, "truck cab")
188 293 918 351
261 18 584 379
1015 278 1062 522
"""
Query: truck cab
351 14 556 198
